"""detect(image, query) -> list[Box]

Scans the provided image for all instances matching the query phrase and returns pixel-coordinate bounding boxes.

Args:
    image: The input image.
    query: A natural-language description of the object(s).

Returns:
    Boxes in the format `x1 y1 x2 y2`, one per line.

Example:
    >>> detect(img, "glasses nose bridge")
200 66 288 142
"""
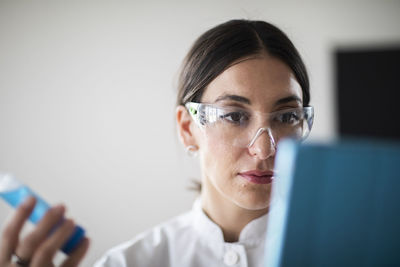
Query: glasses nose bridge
247 126 276 149
247 111 274 144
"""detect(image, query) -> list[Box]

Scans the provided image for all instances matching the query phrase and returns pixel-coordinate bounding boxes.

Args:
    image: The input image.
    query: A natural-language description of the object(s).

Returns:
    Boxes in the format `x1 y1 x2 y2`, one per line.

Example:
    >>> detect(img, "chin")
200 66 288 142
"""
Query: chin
232 182 272 211
234 194 271 211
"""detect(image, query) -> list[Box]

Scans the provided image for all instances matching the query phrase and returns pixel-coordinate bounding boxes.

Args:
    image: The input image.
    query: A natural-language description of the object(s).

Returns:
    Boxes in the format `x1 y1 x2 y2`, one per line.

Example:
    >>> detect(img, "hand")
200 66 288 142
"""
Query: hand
0 196 89 267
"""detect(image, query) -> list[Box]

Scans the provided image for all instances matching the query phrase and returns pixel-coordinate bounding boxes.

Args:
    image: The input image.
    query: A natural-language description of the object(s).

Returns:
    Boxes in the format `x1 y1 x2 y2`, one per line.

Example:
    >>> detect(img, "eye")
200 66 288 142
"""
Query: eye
220 111 249 125
274 110 301 125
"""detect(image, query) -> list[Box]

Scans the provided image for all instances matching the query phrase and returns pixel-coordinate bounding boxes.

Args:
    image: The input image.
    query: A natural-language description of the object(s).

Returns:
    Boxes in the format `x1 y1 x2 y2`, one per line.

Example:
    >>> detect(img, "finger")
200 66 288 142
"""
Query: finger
16 204 65 261
0 196 36 264
61 237 90 267
30 219 75 266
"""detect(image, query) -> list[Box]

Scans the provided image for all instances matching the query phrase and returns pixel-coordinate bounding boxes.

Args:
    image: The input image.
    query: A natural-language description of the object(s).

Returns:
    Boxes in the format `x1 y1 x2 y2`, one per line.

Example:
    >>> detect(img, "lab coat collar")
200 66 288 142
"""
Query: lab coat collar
192 198 268 248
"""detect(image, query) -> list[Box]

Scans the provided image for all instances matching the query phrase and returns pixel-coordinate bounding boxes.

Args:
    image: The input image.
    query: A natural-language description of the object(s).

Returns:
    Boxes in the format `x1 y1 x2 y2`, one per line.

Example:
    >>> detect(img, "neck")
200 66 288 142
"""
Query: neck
201 181 269 243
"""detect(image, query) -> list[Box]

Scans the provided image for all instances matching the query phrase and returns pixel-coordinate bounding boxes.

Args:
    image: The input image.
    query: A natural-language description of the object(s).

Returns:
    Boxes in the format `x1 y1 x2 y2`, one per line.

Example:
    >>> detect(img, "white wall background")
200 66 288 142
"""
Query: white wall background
0 0 399 266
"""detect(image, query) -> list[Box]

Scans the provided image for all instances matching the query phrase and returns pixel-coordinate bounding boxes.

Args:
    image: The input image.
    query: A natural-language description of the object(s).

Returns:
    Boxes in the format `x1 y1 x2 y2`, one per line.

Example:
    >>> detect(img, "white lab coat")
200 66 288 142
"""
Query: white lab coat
94 199 268 267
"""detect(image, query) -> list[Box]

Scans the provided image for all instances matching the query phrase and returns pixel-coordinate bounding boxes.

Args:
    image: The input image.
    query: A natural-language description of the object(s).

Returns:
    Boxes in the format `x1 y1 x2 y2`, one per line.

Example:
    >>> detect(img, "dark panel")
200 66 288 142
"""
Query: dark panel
336 48 400 140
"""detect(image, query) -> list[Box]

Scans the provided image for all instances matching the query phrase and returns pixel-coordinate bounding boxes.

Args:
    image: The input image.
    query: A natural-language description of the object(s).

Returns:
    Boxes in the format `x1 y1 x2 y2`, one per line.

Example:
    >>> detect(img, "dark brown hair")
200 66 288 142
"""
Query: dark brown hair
177 19 310 107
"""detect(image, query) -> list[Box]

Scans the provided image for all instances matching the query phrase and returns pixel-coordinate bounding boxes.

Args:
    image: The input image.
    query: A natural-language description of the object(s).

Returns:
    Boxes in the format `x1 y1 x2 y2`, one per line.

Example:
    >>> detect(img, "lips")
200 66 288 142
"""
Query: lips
239 170 274 184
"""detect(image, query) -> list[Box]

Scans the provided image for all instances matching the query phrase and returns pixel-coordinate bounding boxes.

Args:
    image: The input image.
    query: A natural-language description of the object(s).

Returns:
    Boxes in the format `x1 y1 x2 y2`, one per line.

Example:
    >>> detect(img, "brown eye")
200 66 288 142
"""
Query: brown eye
220 111 249 125
274 110 301 125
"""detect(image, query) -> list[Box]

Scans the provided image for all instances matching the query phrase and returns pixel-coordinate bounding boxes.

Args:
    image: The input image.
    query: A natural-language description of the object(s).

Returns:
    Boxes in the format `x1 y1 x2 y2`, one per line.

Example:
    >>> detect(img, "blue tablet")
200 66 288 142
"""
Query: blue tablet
265 139 400 267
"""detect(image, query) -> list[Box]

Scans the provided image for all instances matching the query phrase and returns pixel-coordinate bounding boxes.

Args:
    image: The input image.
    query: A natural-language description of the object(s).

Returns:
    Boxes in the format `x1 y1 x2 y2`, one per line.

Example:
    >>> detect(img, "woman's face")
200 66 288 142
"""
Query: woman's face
194 54 303 211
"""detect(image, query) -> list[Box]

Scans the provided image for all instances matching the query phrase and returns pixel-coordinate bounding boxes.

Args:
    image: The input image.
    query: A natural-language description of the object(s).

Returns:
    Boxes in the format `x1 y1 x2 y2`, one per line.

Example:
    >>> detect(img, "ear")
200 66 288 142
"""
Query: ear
176 105 198 148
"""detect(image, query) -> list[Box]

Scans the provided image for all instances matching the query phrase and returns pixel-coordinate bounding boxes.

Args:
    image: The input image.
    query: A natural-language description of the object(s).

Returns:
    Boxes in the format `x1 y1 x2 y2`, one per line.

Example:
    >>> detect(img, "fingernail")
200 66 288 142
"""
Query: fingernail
64 218 75 229
52 205 65 215
68 219 75 227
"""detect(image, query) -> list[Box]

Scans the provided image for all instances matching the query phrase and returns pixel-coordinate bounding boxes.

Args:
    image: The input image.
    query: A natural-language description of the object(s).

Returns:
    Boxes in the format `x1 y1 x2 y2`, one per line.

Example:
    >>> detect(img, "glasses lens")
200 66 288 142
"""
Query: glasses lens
186 103 314 148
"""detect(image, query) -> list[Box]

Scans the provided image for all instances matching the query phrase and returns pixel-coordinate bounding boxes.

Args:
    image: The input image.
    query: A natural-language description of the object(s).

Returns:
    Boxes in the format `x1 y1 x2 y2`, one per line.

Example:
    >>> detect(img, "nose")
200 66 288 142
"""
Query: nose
247 127 277 160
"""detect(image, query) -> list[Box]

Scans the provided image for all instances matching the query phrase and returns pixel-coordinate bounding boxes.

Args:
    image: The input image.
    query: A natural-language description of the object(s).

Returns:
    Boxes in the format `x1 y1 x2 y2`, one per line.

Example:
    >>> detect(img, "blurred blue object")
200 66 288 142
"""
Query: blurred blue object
265 139 400 267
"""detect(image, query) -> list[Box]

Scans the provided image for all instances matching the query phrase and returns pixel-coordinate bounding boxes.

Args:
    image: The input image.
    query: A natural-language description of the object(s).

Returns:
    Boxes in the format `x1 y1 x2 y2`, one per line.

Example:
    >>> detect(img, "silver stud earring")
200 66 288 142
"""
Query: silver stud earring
186 145 199 157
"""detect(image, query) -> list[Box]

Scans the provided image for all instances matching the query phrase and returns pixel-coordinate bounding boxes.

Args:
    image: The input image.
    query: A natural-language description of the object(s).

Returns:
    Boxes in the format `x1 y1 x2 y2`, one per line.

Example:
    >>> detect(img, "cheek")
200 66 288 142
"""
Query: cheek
199 132 272 210
200 132 242 181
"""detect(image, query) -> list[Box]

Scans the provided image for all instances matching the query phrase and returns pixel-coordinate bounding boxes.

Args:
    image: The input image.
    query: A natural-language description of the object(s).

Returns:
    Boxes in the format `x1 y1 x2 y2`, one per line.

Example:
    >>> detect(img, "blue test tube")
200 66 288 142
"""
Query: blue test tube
0 173 85 254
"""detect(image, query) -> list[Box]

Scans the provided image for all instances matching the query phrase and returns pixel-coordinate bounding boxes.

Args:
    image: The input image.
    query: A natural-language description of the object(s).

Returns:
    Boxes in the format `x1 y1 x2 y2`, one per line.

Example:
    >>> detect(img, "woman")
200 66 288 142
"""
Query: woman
0 19 313 267
95 19 313 267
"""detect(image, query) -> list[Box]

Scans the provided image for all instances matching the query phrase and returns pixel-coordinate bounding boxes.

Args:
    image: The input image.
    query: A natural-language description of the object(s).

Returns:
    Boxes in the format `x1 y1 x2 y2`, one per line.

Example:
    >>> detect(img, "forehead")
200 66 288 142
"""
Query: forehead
201 55 302 108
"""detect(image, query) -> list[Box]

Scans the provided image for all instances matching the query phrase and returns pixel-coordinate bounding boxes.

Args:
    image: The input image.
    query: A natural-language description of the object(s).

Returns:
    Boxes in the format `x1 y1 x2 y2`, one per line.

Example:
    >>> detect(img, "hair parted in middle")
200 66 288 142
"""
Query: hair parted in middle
176 19 310 108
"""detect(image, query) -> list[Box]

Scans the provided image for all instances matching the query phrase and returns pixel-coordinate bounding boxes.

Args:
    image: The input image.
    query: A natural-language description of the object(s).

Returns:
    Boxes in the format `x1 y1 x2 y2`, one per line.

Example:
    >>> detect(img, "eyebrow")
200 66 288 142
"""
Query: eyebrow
214 94 251 105
214 94 301 107
274 95 302 106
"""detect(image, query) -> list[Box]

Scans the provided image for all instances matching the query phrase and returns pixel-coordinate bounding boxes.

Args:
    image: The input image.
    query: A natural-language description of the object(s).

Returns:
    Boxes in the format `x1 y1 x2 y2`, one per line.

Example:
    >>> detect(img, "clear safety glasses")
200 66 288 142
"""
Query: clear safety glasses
185 102 314 148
